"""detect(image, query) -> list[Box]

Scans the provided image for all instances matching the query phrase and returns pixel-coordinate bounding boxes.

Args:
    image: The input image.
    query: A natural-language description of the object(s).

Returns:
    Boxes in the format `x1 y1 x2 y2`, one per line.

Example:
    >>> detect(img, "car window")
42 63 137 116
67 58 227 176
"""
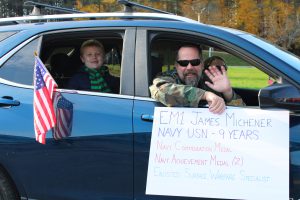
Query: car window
41 30 123 94
149 32 276 106
0 37 39 85
150 39 269 90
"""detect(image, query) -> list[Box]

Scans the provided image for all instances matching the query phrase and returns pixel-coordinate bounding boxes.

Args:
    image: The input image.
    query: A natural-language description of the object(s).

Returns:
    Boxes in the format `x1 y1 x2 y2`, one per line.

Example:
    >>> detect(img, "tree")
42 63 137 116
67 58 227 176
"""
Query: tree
3 0 300 52
259 0 299 49
235 0 259 34
0 0 9 17
0 0 23 17
179 0 211 23
75 0 121 13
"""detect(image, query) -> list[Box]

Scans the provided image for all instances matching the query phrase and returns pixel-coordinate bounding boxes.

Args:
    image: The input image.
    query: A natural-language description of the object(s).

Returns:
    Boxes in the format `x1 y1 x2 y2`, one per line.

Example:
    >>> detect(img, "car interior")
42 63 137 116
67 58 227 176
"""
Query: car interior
148 32 275 107
40 30 123 91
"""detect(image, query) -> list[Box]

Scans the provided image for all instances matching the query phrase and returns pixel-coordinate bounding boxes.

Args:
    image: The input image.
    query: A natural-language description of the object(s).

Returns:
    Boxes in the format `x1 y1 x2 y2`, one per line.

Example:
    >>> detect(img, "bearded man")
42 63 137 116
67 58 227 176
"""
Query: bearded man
149 44 244 114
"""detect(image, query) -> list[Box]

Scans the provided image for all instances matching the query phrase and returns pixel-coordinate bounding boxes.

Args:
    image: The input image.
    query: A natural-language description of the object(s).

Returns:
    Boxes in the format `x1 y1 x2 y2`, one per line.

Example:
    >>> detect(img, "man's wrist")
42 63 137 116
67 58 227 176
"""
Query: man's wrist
201 91 209 100
223 88 234 102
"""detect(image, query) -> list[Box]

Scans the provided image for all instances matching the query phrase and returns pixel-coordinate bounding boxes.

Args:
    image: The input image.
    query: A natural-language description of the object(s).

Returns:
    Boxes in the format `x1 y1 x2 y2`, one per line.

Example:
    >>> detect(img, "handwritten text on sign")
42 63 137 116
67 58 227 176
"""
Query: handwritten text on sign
146 107 289 200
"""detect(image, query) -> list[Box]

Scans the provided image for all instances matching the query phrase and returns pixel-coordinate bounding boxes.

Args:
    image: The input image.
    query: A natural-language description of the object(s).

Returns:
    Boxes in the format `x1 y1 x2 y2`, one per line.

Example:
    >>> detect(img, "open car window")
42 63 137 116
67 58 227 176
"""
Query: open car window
41 30 123 94
149 31 274 107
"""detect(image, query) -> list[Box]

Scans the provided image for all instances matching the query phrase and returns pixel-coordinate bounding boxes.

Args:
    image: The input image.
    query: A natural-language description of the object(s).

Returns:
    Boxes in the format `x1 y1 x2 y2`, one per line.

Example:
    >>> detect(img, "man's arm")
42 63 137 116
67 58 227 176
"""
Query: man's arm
149 76 205 107
150 75 227 114
225 91 246 106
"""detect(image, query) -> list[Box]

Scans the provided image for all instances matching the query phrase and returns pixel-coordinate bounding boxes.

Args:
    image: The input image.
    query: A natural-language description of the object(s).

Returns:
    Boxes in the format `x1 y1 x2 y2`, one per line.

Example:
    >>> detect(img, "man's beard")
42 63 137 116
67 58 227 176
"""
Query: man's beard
185 77 199 86
184 70 200 87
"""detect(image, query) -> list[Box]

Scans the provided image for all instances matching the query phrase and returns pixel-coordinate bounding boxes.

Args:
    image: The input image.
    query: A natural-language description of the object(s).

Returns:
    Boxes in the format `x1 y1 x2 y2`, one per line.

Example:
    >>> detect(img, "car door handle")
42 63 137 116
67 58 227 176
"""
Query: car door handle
0 96 20 107
141 114 153 122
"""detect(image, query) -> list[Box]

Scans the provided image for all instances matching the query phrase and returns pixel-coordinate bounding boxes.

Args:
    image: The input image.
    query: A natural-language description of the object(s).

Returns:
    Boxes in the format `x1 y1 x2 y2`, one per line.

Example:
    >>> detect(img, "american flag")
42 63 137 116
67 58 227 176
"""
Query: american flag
53 93 73 140
34 56 57 144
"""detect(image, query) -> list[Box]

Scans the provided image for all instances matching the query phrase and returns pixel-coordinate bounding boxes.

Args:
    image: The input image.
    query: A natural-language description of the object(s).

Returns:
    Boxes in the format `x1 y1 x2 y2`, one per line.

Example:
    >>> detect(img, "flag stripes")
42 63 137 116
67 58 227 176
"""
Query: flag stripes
33 56 57 144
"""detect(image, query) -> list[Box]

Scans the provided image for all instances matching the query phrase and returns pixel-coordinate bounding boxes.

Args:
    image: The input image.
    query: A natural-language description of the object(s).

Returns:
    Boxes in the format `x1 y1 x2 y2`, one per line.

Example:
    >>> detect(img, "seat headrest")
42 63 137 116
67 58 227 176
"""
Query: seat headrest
50 53 72 76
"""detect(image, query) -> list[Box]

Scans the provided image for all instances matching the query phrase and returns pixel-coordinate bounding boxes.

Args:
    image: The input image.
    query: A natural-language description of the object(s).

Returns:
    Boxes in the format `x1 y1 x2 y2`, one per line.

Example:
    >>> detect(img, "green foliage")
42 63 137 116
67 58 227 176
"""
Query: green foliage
228 67 269 89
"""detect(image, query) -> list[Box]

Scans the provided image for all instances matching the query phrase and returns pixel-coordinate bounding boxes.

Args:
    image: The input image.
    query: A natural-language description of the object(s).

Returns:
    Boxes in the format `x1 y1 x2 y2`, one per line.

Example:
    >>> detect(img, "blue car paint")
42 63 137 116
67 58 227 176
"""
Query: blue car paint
0 83 134 199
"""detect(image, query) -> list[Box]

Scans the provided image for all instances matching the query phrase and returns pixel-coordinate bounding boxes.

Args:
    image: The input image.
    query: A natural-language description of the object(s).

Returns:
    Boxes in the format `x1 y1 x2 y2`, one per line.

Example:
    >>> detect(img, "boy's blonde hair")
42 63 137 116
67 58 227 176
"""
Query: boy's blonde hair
80 39 105 56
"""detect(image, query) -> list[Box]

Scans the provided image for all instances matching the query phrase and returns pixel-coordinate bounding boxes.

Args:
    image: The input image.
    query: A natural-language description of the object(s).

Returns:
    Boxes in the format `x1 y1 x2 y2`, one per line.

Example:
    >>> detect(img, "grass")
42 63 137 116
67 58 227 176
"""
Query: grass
228 67 269 89
202 51 270 89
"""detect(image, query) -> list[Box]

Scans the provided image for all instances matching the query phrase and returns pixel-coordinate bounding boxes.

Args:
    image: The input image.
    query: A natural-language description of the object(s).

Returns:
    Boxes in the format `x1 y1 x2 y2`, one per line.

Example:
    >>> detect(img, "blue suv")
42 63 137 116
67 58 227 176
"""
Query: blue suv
0 1 299 200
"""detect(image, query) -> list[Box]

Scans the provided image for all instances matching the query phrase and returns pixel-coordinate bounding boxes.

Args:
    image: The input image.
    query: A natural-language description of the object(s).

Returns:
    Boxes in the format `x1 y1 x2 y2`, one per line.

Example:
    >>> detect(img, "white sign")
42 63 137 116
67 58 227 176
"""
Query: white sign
146 107 289 200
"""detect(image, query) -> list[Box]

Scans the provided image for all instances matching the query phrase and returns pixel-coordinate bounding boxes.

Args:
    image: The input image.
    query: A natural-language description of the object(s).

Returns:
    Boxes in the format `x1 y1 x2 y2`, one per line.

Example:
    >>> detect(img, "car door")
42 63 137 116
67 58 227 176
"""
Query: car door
0 27 136 200
133 28 220 200
133 27 300 200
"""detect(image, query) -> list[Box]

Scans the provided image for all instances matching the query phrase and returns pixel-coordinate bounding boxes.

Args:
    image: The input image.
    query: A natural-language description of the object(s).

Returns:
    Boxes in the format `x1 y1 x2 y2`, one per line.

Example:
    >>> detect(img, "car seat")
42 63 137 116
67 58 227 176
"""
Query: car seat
50 53 74 88
150 55 163 82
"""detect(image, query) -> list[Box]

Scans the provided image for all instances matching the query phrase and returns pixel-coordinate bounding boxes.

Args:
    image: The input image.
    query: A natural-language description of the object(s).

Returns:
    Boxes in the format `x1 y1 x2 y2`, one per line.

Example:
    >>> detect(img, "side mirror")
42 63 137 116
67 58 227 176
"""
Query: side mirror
259 83 300 111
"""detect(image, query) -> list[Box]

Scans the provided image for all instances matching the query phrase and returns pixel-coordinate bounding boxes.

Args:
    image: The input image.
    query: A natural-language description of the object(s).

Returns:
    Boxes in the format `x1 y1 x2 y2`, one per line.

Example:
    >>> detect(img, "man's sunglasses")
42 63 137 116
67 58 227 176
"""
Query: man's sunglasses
176 59 201 67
